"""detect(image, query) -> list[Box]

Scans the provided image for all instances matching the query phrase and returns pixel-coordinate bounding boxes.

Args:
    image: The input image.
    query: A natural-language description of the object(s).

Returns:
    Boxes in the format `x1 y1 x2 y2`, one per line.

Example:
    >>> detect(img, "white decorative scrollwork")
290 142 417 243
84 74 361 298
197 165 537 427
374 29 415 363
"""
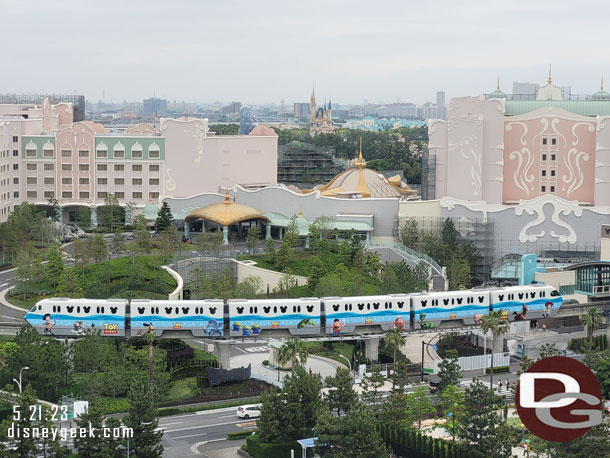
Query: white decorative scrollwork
571 122 595 146
448 135 482 197
505 121 528 145
508 147 534 196
165 168 176 192
561 148 590 196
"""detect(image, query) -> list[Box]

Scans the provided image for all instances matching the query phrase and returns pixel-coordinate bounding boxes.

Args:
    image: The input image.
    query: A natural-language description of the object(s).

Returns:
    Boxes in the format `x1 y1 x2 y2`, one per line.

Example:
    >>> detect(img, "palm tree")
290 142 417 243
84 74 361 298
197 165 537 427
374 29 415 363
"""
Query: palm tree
480 310 509 389
384 326 406 363
144 329 156 386
580 306 602 343
277 337 309 372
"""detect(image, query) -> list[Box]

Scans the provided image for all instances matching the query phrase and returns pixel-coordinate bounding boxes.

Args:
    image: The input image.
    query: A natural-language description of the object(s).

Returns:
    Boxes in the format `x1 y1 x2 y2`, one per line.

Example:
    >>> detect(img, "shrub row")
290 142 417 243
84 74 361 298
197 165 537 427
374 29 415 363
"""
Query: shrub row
485 365 510 374
228 430 257 440
246 434 312 458
379 425 487 458
568 335 608 353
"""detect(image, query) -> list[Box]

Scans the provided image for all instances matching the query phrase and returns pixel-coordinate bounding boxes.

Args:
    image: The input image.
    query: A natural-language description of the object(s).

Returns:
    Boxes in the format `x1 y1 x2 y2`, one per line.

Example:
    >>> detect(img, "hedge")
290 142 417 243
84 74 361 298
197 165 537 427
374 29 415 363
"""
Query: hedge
228 430 257 440
568 335 608 353
246 434 313 458
485 365 509 374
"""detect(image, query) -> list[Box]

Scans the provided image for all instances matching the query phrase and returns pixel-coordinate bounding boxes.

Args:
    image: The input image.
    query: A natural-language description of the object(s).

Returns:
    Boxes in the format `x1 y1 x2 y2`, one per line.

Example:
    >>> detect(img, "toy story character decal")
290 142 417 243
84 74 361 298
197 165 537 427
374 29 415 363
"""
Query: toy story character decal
42 314 56 336
137 322 155 336
513 304 529 321
72 321 86 335
331 319 343 334
419 312 435 329
205 319 223 336
394 316 405 330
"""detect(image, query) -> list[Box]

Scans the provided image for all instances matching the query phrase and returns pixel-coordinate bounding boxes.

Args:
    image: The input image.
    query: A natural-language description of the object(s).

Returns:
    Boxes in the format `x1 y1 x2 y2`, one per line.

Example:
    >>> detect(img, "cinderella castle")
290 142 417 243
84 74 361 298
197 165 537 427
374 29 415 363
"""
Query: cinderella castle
309 86 336 137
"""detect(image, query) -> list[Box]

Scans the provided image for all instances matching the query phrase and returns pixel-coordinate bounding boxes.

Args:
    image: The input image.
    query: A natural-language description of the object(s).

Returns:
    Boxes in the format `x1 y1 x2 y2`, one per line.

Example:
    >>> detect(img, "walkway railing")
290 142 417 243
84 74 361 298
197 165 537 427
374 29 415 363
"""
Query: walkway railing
368 241 444 277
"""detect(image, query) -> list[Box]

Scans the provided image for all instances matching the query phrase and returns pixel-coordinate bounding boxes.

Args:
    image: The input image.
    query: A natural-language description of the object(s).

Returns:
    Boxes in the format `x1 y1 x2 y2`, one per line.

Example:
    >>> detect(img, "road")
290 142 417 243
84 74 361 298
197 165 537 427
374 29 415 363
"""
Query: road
0 267 24 320
159 407 257 458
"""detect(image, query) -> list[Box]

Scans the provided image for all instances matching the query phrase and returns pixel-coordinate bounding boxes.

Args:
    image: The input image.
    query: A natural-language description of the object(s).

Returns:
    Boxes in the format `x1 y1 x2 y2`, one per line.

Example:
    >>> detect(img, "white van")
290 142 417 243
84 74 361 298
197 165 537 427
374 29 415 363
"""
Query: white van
236 405 261 419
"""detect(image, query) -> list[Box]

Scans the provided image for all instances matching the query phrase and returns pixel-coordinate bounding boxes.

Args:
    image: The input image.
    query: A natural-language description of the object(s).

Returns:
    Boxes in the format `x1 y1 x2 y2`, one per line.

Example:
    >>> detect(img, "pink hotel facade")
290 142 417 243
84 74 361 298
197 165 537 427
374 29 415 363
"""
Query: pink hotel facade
0 99 277 224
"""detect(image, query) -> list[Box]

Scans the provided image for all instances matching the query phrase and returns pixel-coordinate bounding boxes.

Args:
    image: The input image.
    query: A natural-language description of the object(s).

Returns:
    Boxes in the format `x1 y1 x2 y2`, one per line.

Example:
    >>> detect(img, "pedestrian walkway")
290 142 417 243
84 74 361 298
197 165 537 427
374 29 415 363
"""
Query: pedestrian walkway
460 378 514 398
230 352 344 382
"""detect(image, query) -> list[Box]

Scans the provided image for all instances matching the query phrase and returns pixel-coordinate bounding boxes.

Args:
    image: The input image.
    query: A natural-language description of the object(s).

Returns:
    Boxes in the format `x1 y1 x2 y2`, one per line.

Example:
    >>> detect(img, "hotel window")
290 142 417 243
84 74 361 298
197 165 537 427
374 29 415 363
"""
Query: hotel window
542 154 547 161
44 163 54 171
114 164 124 172
132 164 142 172
132 192 142 199
13 150 18 157
13 191 19 198
12 136 18 142
62 191 72 198
149 192 159 199
113 146 125 158
13 178 18 185
132 178 142 185
131 145 143 158
97 178 108 185
43 148 54 158
148 145 160 158
541 170 546 177
27 163 37 171
13 164 18 171
79 192 89 199
149 164 160 172
115 192 124 198
27 191 37 198
551 137 557 146
96 148 108 158
551 154 556 161
79 178 89 185
62 178 72 185
61 149 72 158
550 169 556 177
541 185 546 192
115 178 124 185
149 178 159 185
97 164 107 171
79 164 89 171
98 192 107 199
78 150 89 158
27 177 37 185
62 164 72 171
542 137 547 146
44 178 54 185
550 185 555 193
26 148 37 157
44 191 54 199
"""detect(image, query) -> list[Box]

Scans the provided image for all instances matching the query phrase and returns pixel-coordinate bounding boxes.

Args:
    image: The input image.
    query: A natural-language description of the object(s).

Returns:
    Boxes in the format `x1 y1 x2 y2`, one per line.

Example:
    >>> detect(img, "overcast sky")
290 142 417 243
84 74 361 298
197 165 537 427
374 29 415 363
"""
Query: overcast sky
3 0 610 105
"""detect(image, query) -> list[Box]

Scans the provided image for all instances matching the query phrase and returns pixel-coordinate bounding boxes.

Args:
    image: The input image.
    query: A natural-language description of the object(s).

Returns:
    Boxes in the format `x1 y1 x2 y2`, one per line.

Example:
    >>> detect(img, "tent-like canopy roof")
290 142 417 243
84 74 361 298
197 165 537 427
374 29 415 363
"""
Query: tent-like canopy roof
185 192 270 226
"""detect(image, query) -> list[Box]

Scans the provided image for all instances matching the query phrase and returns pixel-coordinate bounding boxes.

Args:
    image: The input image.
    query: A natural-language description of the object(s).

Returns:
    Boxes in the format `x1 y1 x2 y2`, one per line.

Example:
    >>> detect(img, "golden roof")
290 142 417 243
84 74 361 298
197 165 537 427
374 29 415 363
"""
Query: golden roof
305 139 416 198
185 192 270 226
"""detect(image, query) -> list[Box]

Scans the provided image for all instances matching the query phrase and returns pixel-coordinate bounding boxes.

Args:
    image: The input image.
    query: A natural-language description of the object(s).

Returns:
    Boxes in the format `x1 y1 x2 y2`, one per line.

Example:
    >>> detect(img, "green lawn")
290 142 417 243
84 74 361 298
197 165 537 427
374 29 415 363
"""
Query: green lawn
192 345 218 362
303 341 355 367
164 377 199 403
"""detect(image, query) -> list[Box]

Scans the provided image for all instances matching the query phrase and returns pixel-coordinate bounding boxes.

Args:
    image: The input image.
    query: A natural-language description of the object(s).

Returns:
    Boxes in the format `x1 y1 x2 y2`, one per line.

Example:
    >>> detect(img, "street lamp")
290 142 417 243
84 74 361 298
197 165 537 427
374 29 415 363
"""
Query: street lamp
521 423 525 444
337 354 352 377
13 366 29 394
420 341 437 382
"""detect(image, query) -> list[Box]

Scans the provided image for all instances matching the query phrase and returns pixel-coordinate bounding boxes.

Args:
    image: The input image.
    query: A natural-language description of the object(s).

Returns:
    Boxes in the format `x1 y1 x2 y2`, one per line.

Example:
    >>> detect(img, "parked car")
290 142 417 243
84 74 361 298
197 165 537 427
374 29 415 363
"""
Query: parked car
236 405 261 419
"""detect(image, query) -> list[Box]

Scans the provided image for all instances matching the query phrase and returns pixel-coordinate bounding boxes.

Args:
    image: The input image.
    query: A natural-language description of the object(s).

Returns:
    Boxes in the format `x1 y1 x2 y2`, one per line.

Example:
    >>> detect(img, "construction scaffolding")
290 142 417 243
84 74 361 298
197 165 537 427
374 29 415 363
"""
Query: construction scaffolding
421 147 436 200
0 93 86 121
277 142 346 188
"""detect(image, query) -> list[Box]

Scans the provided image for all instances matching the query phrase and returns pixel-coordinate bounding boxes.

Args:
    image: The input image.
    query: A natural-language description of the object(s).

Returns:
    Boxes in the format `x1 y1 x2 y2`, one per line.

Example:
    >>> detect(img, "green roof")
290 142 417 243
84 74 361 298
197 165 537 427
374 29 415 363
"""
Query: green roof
264 212 291 227
142 202 159 220
505 100 610 117
333 221 373 232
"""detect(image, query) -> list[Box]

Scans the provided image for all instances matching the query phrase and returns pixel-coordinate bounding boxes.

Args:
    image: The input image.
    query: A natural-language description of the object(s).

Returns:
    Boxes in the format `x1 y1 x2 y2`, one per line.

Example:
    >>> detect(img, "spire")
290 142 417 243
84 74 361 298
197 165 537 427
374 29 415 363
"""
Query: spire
602 77 605 91
497 76 500 91
328 99 332 110
223 189 232 203
547 64 552 84
354 137 366 169
298 208 303 218
310 83 316 103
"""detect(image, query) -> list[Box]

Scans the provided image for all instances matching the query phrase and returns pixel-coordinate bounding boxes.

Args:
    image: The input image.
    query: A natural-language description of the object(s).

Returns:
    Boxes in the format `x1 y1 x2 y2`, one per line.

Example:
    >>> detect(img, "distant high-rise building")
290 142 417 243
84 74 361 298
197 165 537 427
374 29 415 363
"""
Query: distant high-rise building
0 93 85 121
436 91 445 108
293 102 310 119
142 97 168 116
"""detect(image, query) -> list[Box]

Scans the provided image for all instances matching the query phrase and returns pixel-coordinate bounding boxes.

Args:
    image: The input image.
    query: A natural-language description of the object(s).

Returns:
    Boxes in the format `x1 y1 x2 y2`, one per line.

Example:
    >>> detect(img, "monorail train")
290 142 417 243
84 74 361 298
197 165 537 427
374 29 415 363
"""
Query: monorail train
25 284 562 338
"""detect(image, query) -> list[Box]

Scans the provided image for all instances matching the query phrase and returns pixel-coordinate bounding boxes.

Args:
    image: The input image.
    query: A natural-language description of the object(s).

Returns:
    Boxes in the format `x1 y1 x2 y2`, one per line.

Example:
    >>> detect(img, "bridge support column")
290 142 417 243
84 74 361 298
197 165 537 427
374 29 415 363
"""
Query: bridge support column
365 337 379 362
215 340 231 369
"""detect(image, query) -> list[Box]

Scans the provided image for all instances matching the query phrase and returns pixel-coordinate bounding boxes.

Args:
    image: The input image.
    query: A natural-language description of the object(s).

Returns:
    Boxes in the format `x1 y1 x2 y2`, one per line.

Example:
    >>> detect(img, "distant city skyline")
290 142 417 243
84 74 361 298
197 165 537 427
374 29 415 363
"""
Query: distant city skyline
3 0 610 105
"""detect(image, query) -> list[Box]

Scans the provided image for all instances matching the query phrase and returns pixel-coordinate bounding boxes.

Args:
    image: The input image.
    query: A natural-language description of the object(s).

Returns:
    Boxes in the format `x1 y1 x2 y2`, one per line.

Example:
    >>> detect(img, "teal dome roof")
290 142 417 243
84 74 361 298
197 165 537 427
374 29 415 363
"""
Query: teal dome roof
294 210 310 236
489 89 506 99
142 202 160 220
592 90 610 100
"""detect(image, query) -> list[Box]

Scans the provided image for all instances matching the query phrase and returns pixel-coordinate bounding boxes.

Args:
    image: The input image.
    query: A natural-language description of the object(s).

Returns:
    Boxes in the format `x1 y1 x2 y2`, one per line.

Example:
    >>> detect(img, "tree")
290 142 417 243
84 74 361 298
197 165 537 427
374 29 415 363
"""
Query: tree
405 385 434 430
584 348 610 398
538 342 561 359
234 275 262 299
122 380 163 458
313 274 344 297
438 349 460 392
160 226 180 257
133 215 151 261
101 193 123 230
0 384 40 456
276 239 295 272
389 360 410 394
580 306 602 342
14 248 34 299
110 230 126 258
46 196 60 222
90 234 109 262
325 368 357 417
441 218 458 253
360 365 385 406
399 218 419 250
245 224 261 254
58 268 84 297
74 405 117 458
73 238 91 273
154 201 173 233
316 403 389 458
378 392 410 429
479 310 509 388
438 384 465 440
76 206 92 228
46 244 64 288
277 337 309 371
457 379 511 457
384 326 405 363
257 388 287 443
